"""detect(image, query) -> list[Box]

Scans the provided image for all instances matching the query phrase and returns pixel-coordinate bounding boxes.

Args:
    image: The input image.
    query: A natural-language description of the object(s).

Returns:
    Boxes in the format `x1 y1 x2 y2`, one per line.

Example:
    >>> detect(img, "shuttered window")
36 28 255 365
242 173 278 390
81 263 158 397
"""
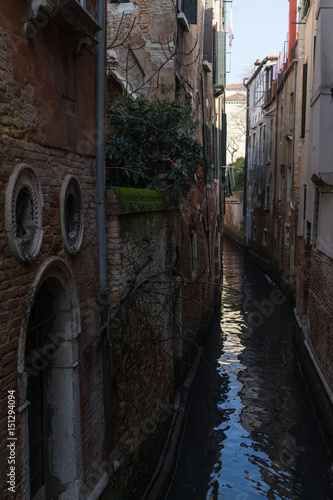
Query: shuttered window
301 63 308 139
203 0 213 62
182 0 198 25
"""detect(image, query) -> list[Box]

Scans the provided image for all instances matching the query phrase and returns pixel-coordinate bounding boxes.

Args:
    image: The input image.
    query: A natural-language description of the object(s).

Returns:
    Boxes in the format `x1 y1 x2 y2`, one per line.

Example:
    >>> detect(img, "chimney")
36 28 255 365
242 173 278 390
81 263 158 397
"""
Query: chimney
288 0 297 64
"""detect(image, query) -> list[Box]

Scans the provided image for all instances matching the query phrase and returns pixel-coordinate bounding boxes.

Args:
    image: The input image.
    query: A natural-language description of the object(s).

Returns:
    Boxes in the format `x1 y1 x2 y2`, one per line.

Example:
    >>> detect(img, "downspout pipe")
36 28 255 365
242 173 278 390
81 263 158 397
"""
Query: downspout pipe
96 0 108 297
96 0 113 464
290 60 297 209
291 60 298 282
243 77 250 248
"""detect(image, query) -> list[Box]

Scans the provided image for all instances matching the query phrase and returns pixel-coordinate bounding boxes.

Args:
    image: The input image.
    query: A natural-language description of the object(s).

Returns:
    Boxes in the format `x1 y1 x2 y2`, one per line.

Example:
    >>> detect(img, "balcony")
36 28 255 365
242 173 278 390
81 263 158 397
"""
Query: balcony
29 0 101 54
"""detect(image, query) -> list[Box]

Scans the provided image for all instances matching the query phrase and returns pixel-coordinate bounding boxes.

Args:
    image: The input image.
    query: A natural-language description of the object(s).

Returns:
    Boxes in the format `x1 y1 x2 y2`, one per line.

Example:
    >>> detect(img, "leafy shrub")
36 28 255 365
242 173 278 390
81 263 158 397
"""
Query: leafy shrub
105 95 203 200
233 156 245 191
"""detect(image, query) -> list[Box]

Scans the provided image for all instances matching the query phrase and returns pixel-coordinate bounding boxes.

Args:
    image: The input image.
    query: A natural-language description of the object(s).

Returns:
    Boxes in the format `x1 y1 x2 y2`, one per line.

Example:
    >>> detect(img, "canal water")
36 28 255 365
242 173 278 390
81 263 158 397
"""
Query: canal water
166 237 333 500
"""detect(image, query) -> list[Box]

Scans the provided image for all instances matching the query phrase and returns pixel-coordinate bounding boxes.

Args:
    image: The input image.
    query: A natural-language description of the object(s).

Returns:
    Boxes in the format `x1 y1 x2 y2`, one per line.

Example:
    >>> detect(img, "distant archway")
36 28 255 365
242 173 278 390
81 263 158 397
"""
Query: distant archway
18 258 82 499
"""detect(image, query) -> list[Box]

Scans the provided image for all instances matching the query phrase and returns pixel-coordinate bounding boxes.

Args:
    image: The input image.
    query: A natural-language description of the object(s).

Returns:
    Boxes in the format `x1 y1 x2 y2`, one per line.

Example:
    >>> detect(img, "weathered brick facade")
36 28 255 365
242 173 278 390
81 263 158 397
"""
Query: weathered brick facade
0 1 106 498
226 0 333 447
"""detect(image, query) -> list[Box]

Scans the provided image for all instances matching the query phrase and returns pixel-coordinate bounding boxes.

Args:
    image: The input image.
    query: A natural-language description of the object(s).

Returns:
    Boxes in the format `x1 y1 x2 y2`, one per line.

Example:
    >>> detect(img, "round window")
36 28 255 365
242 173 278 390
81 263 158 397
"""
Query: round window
5 164 43 263
60 175 84 254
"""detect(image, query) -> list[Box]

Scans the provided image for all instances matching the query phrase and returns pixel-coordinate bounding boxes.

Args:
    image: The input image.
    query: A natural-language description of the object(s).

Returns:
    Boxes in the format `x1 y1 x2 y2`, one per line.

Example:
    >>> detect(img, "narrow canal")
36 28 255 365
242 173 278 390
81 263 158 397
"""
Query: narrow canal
166 237 333 500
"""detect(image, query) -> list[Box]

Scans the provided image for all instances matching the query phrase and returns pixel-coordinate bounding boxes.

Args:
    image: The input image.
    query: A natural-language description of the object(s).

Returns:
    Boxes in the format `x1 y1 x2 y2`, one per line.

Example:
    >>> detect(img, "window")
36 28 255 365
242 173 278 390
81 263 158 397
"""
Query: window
263 228 268 246
285 224 290 246
306 221 311 244
313 187 319 245
253 225 257 241
5 165 44 263
313 36 317 71
265 183 270 211
279 105 283 142
279 167 284 200
286 166 291 201
252 132 256 168
289 91 294 131
205 229 211 276
248 135 252 168
178 0 198 24
203 0 213 62
258 125 262 166
190 232 198 274
30 0 101 54
303 185 307 235
213 124 218 180
301 63 308 138
268 118 273 162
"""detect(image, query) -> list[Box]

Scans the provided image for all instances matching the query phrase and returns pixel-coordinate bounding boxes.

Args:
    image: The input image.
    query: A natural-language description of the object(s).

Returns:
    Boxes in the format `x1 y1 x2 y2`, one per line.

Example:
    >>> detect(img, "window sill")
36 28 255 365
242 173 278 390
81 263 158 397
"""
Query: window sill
177 12 190 32
29 0 102 54
202 60 212 73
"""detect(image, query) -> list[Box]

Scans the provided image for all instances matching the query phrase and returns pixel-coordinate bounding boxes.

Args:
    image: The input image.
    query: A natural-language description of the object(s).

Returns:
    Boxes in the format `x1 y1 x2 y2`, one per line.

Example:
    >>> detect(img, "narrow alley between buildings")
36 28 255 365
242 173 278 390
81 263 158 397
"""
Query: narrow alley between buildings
166 237 333 500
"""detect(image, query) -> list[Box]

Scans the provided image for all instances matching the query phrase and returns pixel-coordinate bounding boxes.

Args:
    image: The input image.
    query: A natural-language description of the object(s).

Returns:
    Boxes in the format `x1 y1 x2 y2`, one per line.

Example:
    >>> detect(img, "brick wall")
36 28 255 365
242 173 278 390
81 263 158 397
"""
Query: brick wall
104 183 220 495
0 3 105 497
105 188 179 494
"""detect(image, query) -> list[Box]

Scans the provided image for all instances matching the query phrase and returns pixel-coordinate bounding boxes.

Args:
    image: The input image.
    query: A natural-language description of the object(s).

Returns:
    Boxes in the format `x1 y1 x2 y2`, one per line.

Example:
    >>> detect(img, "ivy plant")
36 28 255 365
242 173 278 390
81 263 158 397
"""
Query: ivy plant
105 95 203 200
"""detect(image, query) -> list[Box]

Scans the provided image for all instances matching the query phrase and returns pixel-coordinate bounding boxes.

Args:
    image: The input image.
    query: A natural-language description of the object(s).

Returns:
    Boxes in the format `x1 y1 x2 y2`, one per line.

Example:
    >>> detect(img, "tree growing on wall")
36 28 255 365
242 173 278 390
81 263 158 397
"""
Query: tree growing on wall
105 95 203 200
105 12 204 200
232 156 245 191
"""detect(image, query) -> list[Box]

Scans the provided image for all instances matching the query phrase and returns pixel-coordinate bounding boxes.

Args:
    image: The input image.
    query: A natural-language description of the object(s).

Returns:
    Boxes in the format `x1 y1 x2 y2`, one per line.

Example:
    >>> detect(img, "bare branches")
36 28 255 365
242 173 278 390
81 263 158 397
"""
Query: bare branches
104 239 218 440
107 12 137 50
107 12 200 109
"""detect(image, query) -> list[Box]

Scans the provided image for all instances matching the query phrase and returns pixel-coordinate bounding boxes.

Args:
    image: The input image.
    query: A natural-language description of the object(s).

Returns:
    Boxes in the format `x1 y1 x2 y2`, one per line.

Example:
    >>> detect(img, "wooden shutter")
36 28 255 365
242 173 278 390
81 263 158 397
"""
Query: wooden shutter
183 0 197 25
301 63 308 138
203 0 213 62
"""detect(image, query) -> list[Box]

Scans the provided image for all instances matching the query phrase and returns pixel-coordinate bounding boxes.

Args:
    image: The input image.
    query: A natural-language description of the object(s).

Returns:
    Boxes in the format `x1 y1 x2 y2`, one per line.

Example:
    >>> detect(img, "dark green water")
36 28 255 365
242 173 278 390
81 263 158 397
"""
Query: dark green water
166 237 333 500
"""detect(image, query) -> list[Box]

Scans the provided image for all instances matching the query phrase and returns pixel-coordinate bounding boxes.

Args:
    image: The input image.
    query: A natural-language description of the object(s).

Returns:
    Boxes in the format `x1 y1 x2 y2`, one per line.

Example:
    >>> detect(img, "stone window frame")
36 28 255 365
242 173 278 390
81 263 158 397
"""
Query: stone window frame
263 228 268 247
5 164 44 264
60 175 84 255
17 258 83 499
285 224 290 247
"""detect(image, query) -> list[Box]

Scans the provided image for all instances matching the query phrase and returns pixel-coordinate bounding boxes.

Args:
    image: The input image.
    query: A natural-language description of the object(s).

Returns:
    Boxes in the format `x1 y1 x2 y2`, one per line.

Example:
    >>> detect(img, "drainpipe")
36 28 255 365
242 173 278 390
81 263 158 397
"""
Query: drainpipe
96 0 114 465
243 78 250 247
96 0 108 298
290 60 297 209
290 60 298 281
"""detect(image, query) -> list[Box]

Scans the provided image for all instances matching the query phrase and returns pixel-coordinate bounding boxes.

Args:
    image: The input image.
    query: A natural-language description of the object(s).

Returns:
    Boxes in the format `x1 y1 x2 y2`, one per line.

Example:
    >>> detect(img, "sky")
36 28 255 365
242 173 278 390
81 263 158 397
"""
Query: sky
226 0 290 85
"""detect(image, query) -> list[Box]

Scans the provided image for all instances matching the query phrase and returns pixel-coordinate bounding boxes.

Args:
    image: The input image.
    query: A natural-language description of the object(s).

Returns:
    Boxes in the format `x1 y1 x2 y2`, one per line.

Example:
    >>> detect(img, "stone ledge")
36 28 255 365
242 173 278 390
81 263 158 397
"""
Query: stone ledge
106 186 169 215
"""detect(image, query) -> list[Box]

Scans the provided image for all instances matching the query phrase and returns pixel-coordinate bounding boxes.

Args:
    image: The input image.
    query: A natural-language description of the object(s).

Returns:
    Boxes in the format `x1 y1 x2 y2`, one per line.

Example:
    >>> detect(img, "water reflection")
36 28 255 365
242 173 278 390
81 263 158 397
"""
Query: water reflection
166 237 333 500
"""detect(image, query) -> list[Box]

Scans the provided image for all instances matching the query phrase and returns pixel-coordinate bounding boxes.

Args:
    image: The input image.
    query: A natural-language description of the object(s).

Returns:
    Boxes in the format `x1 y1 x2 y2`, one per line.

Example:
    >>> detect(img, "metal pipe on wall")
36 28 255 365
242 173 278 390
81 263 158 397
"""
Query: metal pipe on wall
96 0 108 296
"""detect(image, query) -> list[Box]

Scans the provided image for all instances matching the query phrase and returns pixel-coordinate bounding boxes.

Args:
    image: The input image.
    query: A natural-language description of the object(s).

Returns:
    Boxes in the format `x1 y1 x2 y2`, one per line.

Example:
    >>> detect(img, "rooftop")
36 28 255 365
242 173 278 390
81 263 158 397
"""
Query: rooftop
226 92 247 102
226 83 246 90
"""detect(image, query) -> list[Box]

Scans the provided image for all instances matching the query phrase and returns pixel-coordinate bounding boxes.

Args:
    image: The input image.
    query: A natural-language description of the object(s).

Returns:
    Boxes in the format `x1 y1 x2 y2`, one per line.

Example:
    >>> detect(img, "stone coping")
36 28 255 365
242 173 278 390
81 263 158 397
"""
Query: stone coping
106 186 171 215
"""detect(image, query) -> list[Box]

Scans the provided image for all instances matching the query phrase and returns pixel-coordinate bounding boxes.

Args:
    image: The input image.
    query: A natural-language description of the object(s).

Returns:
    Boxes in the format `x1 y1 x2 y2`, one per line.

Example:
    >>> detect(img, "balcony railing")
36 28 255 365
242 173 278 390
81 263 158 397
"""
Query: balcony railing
264 39 298 106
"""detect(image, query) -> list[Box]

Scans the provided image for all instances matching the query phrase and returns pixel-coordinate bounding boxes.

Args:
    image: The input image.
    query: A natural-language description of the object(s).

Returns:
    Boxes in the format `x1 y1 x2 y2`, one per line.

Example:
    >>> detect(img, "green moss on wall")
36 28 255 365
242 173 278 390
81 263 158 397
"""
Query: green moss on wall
106 186 168 214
